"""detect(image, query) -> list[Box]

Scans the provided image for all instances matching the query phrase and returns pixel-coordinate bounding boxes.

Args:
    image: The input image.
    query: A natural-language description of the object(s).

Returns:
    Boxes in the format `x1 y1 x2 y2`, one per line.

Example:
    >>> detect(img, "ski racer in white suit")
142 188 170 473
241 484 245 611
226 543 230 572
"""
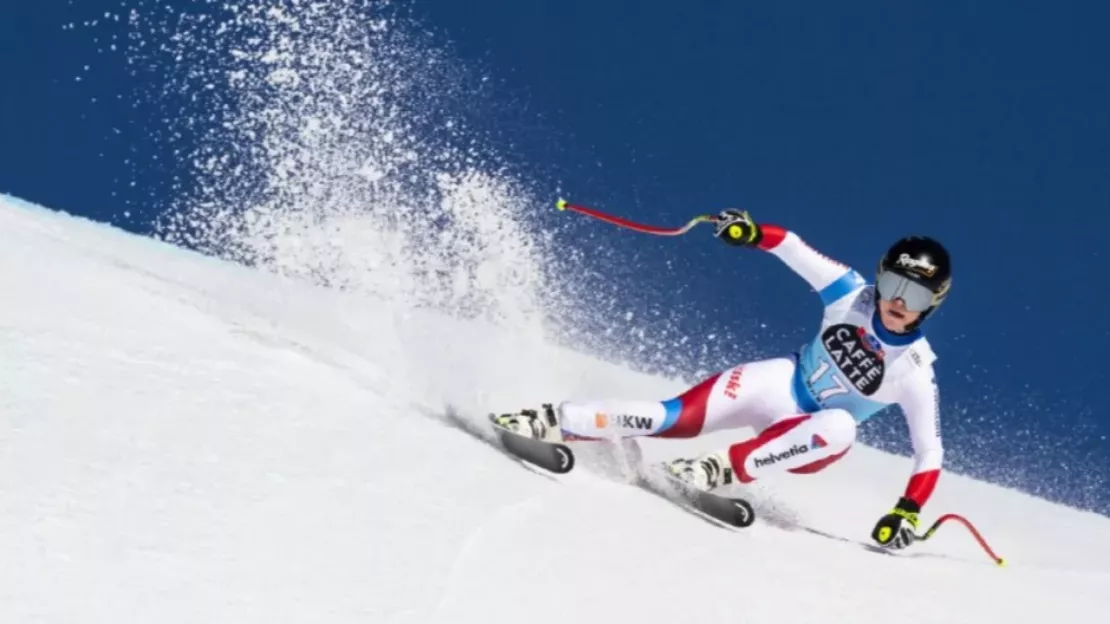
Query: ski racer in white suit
495 208 953 550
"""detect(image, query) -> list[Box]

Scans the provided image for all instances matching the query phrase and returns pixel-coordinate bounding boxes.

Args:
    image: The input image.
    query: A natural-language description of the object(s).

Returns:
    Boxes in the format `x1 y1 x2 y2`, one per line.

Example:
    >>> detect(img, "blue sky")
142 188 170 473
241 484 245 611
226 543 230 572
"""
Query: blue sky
2 1 1108 513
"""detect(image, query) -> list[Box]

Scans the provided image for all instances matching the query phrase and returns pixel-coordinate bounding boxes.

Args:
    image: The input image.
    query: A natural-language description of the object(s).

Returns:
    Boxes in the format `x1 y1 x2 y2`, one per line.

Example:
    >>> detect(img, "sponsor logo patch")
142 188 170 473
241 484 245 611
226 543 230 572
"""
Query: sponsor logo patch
932 377 942 438
597 414 654 431
821 324 885 396
896 253 937 277
857 327 886 359
754 444 810 468
618 414 654 430
723 366 744 400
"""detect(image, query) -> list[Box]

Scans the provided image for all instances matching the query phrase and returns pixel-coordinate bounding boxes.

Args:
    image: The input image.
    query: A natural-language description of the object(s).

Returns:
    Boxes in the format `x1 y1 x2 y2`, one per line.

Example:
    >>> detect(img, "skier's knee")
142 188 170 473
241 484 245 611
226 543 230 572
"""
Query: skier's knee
786 409 856 475
652 373 721 438
816 408 857 448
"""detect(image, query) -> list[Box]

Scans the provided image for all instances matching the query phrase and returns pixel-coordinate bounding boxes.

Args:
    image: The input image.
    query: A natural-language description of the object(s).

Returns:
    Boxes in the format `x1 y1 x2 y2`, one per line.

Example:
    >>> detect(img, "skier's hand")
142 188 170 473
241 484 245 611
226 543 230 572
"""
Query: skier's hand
714 209 763 247
871 497 920 549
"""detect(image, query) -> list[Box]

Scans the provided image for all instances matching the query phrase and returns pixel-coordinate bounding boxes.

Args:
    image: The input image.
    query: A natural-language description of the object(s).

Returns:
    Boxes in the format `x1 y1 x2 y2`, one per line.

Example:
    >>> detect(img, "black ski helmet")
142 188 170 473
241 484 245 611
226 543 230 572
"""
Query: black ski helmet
876 236 952 330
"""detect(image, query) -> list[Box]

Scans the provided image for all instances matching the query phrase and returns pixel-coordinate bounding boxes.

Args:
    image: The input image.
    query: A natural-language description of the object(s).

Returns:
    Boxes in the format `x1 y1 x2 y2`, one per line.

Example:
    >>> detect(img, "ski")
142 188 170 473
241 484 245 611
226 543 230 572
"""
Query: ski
443 408 750 527
634 462 756 530
487 413 576 474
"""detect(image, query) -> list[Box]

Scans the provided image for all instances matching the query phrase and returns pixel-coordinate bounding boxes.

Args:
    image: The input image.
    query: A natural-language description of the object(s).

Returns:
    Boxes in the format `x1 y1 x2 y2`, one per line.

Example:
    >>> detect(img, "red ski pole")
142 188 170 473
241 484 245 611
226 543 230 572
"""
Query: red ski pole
915 513 1006 567
555 198 718 237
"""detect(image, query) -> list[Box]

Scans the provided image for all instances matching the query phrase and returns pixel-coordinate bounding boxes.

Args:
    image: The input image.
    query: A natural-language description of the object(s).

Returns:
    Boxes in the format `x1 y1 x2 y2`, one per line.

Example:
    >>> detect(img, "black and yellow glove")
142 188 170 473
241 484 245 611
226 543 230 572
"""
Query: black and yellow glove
871 497 921 550
714 209 763 246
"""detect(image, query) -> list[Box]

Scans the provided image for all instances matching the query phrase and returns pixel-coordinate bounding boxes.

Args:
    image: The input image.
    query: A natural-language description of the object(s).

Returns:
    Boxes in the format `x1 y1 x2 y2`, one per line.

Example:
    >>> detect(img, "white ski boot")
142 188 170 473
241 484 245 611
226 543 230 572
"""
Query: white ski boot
666 450 733 491
492 403 564 444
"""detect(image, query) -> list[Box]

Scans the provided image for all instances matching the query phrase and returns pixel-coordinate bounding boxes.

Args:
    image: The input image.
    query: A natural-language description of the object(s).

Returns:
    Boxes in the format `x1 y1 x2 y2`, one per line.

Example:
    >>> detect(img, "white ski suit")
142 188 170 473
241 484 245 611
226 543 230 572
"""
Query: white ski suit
557 225 945 508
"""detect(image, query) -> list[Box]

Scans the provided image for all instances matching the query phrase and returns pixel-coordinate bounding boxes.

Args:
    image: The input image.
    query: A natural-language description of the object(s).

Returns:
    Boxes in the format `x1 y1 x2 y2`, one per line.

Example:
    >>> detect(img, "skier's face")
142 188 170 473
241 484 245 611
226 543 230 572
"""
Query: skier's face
878 298 921 333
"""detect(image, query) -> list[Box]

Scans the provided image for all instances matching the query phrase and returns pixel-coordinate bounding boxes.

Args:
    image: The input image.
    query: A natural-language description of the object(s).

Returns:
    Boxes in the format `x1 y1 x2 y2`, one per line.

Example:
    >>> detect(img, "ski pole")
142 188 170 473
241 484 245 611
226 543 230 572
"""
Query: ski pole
555 199 718 237
914 513 1006 567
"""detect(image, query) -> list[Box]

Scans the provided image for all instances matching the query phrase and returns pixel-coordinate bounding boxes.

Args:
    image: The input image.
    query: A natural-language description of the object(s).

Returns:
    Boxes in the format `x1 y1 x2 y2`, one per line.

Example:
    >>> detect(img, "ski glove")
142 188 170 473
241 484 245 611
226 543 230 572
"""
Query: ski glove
871 497 920 549
714 209 763 247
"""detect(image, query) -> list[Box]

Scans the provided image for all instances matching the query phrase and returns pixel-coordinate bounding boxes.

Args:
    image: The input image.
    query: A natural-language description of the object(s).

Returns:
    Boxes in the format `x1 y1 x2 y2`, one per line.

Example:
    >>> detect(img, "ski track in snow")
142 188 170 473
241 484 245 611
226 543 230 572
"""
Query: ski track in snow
2 194 1109 623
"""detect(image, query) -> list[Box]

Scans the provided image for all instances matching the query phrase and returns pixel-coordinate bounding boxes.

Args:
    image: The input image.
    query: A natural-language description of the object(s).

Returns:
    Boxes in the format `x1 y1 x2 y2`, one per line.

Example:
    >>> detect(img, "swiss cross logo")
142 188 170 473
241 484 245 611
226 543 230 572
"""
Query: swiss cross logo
723 367 744 399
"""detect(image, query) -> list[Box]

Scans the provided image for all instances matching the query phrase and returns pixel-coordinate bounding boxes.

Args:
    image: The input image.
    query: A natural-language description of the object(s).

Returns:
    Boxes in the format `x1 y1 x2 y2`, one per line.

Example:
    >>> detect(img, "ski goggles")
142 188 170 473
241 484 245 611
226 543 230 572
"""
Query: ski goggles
875 271 936 312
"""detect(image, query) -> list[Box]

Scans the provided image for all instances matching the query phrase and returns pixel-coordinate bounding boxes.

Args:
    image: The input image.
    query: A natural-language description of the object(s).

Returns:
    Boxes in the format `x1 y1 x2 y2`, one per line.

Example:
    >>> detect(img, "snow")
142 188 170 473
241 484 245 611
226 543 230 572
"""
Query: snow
2 193 1109 623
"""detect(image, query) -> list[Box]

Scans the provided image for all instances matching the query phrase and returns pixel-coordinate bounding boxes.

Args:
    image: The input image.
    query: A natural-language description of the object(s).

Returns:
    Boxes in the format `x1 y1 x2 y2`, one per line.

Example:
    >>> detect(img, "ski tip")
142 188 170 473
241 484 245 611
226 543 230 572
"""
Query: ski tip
554 445 575 473
487 412 576 474
555 198 568 211
731 499 756 528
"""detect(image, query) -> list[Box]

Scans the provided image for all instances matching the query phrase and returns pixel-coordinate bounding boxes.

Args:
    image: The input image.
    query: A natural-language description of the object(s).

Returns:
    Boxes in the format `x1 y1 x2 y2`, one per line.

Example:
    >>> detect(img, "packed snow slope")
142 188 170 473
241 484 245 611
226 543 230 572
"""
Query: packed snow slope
3 194 1109 624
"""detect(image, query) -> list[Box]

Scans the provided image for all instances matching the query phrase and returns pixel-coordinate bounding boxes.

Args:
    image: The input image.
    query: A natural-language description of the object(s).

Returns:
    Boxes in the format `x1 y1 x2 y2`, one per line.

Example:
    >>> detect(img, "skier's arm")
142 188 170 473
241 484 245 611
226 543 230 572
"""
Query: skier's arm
869 369 944 548
714 210 864 305
897 371 945 509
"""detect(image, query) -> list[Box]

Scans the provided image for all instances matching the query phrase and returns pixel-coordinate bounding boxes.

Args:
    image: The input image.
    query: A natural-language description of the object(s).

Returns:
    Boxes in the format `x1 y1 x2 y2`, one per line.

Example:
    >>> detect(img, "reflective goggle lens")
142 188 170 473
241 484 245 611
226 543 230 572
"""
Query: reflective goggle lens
876 272 935 312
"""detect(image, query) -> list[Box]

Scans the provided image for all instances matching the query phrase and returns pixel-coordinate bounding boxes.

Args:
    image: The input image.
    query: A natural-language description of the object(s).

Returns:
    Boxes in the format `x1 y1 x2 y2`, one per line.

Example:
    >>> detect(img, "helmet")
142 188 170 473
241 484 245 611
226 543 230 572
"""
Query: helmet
875 236 952 330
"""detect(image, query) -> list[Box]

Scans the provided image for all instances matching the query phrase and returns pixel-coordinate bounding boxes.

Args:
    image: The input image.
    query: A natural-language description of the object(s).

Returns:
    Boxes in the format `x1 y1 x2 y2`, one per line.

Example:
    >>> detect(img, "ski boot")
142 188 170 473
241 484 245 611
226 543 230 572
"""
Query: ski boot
492 403 564 444
666 450 733 491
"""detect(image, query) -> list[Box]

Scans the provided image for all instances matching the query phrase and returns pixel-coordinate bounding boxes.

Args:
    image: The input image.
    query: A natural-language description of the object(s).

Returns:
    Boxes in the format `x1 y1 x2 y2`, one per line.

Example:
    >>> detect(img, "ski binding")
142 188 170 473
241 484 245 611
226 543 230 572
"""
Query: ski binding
488 413 575 474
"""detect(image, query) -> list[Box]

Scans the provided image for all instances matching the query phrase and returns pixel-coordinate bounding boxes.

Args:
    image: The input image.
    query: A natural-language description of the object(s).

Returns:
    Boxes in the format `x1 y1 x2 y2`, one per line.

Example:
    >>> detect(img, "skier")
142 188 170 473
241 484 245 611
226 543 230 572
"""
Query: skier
494 208 951 550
